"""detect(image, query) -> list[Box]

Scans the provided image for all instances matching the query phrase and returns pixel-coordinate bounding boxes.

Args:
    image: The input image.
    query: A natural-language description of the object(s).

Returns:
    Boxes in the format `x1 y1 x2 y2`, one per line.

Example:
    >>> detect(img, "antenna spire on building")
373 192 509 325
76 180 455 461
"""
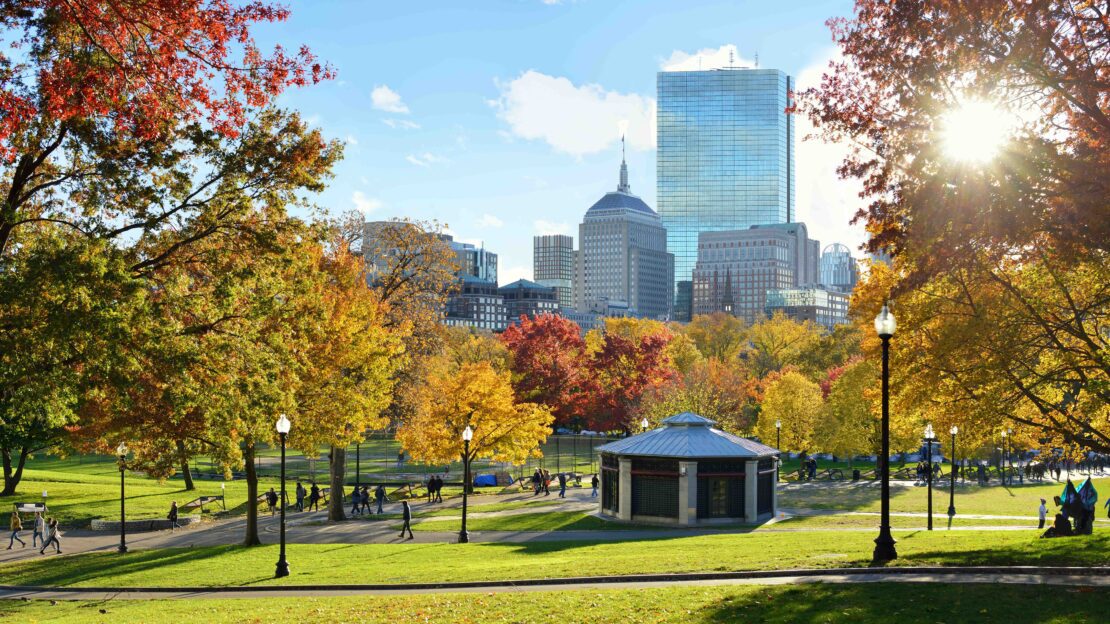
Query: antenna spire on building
729 48 734 68
754 52 759 68
618 134 630 193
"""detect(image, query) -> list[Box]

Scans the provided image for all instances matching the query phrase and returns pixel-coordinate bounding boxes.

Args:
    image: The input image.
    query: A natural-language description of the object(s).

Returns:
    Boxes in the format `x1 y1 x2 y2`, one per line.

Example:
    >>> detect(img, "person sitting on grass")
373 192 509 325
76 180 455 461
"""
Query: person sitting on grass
39 518 61 555
7 511 25 549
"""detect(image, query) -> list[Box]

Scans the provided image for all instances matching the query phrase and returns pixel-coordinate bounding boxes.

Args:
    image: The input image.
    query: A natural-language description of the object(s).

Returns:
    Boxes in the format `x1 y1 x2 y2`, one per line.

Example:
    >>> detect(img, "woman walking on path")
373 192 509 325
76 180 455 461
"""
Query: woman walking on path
399 501 414 540
39 518 61 554
7 512 25 549
31 512 44 548
168 501 181 532
307 483 321 512
375 484 386 514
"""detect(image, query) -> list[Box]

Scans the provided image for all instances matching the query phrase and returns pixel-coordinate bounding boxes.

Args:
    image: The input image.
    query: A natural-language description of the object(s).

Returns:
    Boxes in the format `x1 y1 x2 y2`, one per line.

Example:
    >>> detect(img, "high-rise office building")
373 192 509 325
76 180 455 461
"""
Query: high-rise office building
575 151 673 319
691 223 818 323
658 67 795 320
442 236 498 283
819 243 858 293
500 279 558 325
533 234 574 309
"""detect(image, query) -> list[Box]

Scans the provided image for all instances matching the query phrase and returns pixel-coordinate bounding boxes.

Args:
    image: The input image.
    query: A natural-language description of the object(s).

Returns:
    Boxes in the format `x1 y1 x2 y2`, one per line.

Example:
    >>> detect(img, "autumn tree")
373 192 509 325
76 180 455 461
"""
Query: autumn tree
744 313 824 379
683 313 748 361
501 313 589 429
582 321 676 432
815 360 878 466
397 361 553 479
640 359 758 434
757 371 824 454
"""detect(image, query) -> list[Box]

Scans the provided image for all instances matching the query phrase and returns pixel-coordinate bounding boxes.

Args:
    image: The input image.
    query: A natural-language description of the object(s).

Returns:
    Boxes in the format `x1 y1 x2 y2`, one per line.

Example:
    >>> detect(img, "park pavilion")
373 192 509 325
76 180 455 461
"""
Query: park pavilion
596 413 780 526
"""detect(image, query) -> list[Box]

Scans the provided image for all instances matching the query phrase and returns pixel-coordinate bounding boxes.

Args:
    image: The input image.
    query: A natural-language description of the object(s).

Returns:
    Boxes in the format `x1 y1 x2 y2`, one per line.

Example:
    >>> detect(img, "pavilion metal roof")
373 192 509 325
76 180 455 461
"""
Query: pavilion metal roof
596 412 779 459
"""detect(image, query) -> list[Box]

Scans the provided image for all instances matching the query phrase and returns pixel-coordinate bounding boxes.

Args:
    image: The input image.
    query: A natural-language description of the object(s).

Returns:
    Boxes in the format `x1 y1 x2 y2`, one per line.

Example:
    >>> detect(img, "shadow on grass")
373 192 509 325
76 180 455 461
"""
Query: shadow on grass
703 582 1108 623
0 546 236 587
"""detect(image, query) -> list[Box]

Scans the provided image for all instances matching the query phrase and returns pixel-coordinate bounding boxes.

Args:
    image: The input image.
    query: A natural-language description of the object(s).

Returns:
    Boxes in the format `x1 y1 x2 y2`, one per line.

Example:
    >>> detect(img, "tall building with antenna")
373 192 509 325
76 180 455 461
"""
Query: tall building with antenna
658 65 795 321
573 138 673 319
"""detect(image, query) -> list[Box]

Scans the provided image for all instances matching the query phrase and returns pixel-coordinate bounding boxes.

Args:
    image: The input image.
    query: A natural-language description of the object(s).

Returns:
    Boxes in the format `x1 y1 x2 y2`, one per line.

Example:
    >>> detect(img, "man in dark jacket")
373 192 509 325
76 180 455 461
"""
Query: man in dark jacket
375 484 386 514
558 473 567 498
399 501 414 539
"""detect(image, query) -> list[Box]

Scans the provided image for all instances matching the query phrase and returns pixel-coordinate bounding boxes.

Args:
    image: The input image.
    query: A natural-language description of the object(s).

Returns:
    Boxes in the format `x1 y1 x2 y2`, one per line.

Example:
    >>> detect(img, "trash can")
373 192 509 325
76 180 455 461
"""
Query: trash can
852 469 861 481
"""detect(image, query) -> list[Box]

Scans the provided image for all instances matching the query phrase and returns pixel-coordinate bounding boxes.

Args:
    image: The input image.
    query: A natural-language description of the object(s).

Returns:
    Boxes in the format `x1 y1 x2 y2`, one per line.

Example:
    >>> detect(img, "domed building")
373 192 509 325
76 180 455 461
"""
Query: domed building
574 143 674 319
596 413 780 526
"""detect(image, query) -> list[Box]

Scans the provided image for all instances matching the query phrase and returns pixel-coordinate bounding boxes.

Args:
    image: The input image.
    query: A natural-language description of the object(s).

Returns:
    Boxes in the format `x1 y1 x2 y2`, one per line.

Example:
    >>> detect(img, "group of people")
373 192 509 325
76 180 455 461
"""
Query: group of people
425 475 445 503
915 461 941 484
294 481 323 512
7 511 61 555
1039 479 1103 538
351 484 388 515
798 457 819 481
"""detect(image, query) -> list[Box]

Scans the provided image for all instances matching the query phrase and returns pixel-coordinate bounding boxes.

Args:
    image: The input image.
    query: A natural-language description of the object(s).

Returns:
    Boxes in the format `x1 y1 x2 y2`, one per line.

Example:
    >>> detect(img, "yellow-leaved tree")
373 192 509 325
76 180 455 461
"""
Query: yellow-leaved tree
815 360 878 467
398 360 553 482
756 371 823 454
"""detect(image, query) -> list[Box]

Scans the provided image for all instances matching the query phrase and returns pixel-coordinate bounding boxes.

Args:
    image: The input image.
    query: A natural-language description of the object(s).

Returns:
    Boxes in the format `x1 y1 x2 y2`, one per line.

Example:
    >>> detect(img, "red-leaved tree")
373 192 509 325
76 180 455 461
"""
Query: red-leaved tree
501 314 590 430
584 332 675 432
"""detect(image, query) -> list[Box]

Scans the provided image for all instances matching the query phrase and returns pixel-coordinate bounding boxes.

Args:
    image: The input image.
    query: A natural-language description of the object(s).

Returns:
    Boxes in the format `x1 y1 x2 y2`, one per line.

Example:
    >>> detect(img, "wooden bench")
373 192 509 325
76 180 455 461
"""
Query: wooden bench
182 495 224 512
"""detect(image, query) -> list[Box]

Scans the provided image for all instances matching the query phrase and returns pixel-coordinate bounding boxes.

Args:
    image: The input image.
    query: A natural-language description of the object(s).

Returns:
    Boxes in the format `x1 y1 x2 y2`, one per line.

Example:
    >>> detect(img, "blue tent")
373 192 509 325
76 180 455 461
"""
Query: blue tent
473 474 498 487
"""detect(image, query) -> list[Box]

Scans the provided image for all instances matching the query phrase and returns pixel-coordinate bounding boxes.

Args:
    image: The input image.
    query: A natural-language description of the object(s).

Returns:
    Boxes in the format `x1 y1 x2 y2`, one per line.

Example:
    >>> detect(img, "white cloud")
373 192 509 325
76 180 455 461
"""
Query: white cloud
793 49 868 254
345 134 358 145
660 44 755 72
405 152 448 167
500 265 532 284
492 70 655 157
534 219 571 236
382 118 420 130
478 213 504 228
351 191 382 215
371 85 410 114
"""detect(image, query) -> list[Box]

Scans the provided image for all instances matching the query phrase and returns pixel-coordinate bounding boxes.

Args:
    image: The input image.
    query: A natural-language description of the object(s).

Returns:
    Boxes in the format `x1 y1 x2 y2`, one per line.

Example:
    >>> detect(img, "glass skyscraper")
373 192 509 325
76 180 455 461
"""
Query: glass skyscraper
658 68 795 320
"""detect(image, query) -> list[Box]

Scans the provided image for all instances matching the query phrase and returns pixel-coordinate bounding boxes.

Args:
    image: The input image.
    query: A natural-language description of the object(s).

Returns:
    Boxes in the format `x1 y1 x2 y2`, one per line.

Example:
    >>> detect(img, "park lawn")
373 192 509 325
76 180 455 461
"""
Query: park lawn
766 515 1054 529
2 582 1106 624
406 510 631 532
0 529 1105 588
778 478 1109 516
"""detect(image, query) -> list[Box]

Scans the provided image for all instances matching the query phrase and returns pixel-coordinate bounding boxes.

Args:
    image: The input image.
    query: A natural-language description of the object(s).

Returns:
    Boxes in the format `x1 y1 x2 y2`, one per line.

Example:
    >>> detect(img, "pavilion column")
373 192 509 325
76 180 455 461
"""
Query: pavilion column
772 460 779 517
744 460 758 523
618 457 632 521
679 461 696 526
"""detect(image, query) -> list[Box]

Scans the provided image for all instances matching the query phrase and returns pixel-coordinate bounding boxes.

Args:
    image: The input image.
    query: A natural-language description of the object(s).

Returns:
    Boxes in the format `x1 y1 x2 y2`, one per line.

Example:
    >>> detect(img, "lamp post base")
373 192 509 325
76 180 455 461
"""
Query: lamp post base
118 544 128 554
275 559 290 578
458 530 469 544
872 532 897 564
947 505 956 517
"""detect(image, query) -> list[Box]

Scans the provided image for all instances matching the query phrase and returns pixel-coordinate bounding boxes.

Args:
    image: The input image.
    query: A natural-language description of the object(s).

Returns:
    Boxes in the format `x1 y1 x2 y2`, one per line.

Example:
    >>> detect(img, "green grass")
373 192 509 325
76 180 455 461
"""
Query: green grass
2 582 1106 623
407 510 628 532
0 529 1105 588
778 478 1109 516
767 515 1049 529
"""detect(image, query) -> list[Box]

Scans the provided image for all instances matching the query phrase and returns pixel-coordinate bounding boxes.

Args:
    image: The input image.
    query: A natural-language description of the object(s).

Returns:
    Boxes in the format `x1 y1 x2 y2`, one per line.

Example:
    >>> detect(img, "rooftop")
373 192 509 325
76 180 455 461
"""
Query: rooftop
596 412 780 459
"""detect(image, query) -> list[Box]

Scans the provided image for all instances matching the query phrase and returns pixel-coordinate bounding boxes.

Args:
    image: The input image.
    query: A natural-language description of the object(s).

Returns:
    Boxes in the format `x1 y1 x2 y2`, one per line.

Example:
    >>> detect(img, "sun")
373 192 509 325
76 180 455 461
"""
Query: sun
939 100 1013 164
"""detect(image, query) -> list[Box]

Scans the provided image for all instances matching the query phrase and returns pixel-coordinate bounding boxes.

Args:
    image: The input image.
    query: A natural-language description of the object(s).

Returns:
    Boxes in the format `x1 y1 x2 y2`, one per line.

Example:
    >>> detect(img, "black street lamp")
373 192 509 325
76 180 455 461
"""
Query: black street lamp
459 425 473 544
775 419 781 450
641 417 649 432
355 441 361 492
872 301 898 563
275 414 291 578
1001 429 1009 486
117 442 129 554
948 426 958 519
923 424 935 531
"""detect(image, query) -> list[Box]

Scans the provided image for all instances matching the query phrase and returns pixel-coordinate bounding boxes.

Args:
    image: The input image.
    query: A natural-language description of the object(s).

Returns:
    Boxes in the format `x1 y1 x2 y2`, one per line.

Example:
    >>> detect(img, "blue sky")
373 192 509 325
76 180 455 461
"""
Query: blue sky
256 0 863 283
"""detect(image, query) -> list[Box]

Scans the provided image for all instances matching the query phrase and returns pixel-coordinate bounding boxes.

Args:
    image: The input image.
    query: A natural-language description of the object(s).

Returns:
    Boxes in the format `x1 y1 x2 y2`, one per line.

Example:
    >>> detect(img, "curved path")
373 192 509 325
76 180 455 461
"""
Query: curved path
1 567 1107 601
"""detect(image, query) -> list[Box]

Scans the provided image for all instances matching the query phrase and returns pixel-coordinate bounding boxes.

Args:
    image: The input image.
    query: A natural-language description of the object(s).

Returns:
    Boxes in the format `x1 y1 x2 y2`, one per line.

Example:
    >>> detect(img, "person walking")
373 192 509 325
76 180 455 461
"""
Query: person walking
399 501 414 540
7 512 25 549
591 474 599 498
532 469 542 496
168 501 181 532
360 486 371 515
295 481 306 512
542 469 551 496
39 518 60 555
266 488 279 516
1038 498 1048 530
31 512 44 548
435 475 444 503
308 482 321 512
351 487 363 516
557 472 567 498
375 484 386 514
1104 497 1110 520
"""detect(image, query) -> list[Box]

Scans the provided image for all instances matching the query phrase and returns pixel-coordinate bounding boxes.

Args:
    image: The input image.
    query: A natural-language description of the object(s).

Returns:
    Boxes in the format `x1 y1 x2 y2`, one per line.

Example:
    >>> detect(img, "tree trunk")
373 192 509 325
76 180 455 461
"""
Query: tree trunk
177 440 195 491
0 447 29 497
328 445 346 522
242 442 261 546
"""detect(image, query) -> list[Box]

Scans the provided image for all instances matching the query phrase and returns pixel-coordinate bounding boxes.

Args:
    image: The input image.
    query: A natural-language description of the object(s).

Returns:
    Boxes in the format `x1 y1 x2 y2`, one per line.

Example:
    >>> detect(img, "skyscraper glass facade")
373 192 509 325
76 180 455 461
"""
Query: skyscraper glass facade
658 68 795 320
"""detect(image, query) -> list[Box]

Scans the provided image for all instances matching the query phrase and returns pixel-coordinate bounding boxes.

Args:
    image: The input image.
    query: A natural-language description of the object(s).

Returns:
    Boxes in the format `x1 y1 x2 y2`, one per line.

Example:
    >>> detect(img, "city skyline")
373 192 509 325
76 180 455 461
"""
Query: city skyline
255 0 864 285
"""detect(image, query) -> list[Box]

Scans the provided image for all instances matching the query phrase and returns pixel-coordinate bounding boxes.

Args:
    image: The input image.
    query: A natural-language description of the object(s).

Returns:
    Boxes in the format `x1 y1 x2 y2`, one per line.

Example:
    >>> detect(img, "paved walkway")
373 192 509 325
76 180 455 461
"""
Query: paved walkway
2 569 1106 600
